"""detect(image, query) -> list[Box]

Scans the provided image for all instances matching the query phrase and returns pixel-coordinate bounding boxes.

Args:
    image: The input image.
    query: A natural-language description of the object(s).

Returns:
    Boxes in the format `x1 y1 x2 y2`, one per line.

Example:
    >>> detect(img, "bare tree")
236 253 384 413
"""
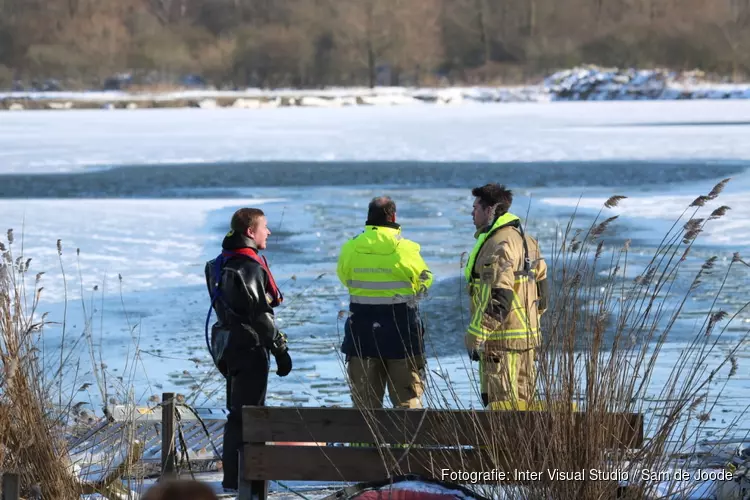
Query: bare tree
388 0 443 84
720 0 750 80
334 0 397 87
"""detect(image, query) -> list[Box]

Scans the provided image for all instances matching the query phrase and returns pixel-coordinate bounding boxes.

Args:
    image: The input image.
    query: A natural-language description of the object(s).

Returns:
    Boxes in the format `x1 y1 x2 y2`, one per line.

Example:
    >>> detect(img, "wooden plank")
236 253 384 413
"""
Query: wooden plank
161 392 176 478
106 404 227 422
242 407 643 448
2 472 20 500
244 445 632 486
244 445 513 483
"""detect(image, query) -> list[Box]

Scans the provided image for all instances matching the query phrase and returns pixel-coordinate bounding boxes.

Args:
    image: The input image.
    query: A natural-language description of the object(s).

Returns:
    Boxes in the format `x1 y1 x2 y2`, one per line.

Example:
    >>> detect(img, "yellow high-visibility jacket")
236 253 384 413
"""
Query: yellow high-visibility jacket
337 224 433 358
338 224 433 305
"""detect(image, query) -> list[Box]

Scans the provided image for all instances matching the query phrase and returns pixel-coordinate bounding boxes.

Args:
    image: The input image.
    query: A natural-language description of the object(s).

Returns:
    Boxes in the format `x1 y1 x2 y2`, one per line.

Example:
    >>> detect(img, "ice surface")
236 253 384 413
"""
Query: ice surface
0 198 284 301
1 100 750 174
1 101 749 497
540 174 750 246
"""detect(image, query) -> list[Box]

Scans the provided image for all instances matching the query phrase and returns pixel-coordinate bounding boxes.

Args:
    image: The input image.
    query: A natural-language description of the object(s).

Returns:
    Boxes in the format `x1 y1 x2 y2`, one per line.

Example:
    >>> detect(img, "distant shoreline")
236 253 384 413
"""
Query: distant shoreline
3 67 750 111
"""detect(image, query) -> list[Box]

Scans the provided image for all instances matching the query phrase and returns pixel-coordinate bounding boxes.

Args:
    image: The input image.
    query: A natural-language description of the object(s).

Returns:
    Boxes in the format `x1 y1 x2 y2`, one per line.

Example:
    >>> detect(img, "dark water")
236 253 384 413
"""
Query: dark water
0 160 746 198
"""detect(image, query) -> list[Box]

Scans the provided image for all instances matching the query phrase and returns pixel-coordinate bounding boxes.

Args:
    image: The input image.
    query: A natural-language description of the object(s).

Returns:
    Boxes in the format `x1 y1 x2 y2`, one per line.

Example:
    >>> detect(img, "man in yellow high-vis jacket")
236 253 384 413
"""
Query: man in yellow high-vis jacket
337 196 433 409
465 184 549 410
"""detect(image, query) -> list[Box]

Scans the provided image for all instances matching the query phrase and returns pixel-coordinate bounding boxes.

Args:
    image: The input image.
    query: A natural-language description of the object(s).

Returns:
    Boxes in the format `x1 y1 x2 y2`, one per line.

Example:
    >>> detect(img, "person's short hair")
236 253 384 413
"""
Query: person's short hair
471 184 513 218
366 196 396 225
141 479 219 500
231 208 265 234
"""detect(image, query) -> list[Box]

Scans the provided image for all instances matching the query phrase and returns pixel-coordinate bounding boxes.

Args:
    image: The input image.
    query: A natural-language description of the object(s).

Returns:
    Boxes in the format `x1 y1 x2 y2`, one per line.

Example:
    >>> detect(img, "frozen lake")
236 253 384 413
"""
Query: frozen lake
1 102 749 490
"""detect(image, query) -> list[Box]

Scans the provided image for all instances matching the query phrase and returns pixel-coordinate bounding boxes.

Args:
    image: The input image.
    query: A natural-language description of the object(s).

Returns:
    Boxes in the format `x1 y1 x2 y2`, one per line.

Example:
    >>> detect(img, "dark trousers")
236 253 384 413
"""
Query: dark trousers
222 347 270 491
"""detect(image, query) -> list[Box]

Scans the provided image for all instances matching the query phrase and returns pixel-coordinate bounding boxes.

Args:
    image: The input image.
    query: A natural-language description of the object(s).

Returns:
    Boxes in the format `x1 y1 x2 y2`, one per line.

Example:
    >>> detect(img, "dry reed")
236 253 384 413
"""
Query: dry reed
336 180 749 499
1 234 145 499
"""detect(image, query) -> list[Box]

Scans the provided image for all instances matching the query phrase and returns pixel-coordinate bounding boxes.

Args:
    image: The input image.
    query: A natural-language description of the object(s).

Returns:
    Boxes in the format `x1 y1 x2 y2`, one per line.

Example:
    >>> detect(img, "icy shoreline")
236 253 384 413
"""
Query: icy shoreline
2 66 750 111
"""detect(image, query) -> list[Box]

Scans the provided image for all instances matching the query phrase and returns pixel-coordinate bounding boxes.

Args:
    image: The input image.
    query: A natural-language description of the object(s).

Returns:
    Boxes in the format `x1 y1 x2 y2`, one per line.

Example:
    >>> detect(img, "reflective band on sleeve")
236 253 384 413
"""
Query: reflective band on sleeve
469 282 491 334
350 295 415 305
346 280 412 290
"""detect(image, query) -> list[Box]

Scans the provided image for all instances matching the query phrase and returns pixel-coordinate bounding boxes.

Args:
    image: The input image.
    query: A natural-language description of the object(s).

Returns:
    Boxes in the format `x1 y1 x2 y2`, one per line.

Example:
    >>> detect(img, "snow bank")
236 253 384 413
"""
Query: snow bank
0 85 541 110
545 65 750 101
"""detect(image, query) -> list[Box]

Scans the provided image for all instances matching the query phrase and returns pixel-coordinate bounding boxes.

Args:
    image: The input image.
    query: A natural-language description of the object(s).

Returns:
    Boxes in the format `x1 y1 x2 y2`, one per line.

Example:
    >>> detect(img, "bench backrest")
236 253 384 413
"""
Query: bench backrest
241 406 643 483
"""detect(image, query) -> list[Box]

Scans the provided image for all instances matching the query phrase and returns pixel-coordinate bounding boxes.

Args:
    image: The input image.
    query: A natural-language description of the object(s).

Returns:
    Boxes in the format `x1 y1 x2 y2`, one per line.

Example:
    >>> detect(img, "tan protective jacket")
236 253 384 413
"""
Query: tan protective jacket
465 213 548 353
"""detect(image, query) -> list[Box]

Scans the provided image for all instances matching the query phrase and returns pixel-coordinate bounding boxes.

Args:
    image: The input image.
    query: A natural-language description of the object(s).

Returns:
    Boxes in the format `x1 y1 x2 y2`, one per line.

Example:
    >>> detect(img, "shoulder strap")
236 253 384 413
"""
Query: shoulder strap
205 254 225 358
205 254 247 357
515 225 532 274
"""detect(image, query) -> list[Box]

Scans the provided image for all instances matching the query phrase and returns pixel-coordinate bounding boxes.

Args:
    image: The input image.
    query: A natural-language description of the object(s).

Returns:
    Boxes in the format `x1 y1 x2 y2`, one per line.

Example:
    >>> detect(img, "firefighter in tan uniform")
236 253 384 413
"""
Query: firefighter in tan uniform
465 184 549 410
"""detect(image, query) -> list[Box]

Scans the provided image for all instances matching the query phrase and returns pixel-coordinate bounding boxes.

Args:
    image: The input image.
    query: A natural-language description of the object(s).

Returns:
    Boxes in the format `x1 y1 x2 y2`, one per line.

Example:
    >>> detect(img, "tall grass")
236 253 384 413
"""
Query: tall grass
0 232 145 499
340 180 749 499
0 229 82 498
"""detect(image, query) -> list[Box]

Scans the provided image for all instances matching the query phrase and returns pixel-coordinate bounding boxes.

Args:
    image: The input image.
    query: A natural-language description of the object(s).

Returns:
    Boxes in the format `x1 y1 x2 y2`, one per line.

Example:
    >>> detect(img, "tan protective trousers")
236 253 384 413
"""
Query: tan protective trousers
479 349 536 408
346 356 425 409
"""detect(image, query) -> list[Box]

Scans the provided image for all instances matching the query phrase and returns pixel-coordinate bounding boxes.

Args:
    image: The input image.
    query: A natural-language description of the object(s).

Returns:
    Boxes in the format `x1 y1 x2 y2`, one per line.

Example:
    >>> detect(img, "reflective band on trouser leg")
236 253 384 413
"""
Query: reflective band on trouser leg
519 349 536 402
508 351 518 401
478 357 486 403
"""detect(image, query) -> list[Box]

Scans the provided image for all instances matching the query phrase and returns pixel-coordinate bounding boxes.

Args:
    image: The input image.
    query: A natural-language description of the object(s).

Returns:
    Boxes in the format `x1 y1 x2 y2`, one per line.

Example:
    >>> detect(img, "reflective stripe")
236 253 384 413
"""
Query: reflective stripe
490 400 579 411
468 323 540 340
467 276 539 341
346 280 412 290
472 275 529 285
508 352 518 401
479 357 485 393
469 282 491 333
489 400 530 411
468 324 538 335
511 291 532 332
350 295 414 305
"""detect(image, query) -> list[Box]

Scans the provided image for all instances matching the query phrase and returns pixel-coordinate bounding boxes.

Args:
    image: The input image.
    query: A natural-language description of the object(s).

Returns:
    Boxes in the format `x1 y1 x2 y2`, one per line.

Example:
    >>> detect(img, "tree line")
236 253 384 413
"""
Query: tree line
1 0 749 90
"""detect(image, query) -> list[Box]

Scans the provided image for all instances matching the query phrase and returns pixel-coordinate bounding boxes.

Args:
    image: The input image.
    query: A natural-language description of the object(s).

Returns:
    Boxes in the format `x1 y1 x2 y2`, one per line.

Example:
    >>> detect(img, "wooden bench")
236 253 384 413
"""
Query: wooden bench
238 406 644 500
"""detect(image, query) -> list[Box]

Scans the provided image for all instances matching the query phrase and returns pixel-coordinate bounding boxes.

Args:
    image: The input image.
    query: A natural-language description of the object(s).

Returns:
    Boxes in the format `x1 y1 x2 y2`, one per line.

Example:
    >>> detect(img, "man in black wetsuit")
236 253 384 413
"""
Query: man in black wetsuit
205 207 292 494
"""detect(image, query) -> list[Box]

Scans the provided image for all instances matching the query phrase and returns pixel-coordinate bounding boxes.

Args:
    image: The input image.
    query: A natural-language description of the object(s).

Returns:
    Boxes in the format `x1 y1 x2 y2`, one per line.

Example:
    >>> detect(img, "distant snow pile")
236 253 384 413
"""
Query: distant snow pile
544 65 750 101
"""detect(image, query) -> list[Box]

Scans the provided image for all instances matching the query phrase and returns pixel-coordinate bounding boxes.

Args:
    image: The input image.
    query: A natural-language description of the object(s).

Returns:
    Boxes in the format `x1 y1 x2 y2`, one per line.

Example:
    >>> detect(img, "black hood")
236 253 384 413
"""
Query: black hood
221 230 258 251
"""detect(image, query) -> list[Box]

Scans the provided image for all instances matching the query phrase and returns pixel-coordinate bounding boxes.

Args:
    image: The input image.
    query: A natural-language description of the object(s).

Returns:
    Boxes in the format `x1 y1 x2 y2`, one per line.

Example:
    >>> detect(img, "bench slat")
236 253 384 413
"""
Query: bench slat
244 445 513 483
242 407 643 448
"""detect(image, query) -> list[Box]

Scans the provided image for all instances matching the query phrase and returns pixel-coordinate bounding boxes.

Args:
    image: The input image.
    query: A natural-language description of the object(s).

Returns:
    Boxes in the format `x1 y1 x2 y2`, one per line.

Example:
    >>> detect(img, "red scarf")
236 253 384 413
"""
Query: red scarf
221 248 284 307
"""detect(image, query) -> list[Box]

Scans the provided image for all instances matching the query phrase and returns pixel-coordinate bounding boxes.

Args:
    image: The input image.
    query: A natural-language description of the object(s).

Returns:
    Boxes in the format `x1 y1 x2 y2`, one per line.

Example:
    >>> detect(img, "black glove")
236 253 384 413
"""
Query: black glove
468 349 481 362
274 350 293 377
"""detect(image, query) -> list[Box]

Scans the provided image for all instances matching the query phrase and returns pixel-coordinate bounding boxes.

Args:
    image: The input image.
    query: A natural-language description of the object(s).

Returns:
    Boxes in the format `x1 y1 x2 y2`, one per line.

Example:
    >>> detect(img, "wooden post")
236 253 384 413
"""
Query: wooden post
238 448 267 500
161 392 176 479
2 472 20 500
